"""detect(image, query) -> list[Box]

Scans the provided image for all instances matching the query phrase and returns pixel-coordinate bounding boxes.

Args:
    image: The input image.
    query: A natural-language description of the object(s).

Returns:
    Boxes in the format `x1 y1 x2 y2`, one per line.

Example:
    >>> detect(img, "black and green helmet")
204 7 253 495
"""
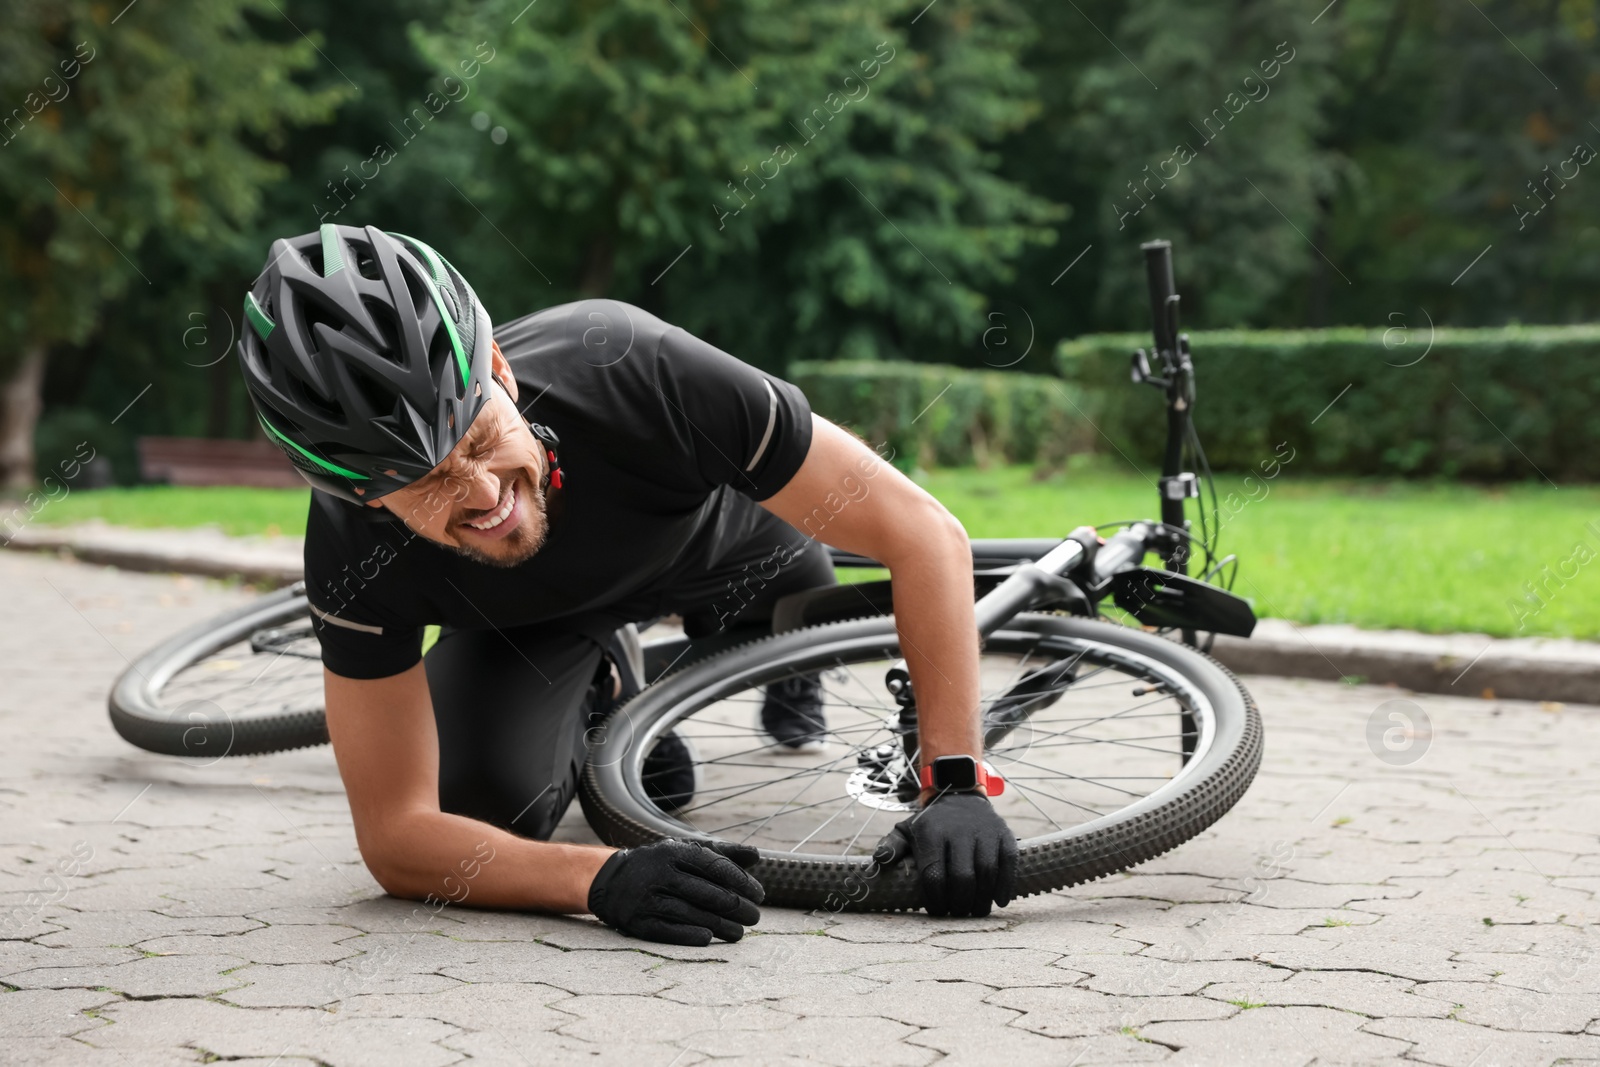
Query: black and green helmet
236 224 494 504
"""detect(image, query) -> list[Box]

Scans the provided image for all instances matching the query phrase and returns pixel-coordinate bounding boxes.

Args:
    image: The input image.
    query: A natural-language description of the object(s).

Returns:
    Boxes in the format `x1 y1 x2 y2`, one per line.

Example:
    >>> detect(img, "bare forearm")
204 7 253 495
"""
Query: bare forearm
882 512 982 765
362 810 613 913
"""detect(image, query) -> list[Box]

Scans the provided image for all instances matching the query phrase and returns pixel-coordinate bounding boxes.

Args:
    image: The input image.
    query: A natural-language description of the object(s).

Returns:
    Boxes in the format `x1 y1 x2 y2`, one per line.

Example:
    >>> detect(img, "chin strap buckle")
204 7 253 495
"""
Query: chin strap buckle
529 422 565 491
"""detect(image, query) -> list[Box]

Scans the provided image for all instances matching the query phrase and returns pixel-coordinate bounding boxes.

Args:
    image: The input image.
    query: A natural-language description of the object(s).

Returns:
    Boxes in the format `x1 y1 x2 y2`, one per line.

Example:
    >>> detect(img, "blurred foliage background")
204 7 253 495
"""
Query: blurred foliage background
2 0 1597 486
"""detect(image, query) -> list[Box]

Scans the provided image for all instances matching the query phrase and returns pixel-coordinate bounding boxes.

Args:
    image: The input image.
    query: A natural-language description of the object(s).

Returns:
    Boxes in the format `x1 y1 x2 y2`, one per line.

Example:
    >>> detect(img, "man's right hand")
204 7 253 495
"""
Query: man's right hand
586 839 764 946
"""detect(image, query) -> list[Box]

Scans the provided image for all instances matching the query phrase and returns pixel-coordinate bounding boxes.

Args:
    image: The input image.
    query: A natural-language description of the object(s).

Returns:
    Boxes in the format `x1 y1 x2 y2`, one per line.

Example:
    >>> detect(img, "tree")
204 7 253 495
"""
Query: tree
418 0 1060 370
0 0 342 488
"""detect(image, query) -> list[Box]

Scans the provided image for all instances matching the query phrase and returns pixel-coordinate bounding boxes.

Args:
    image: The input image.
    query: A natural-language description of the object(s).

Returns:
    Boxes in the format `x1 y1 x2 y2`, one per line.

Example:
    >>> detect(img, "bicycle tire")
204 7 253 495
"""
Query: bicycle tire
107 584 328 757
579 613 1261 912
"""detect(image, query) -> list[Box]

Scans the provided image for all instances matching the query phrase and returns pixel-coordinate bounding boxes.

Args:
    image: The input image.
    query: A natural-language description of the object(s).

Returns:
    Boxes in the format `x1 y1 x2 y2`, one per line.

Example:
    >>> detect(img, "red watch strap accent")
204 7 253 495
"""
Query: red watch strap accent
920 761 1005 797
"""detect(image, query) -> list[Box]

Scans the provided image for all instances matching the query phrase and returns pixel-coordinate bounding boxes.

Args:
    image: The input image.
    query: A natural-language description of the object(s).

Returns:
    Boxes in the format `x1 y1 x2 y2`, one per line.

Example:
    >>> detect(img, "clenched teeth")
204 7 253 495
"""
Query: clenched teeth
466 485 516 530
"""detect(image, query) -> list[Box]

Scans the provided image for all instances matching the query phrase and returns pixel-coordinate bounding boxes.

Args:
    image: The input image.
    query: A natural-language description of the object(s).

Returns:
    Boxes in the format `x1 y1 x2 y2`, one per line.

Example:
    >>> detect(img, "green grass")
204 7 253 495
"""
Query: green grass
28 485 313 539
22 461 1600 639
919 459 1600 639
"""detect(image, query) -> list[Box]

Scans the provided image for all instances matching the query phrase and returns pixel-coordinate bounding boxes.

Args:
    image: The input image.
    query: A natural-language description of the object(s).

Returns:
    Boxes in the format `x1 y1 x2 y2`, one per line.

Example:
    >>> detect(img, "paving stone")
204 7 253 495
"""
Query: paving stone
1365 1015 1600 1066
853 947 1079 988
7 952 251 997
991 983 1236 1037
820 911 1006 944
654 957 881 1006
136 922 363 965
553 992 795 1044
30 907 264 948
908 1024 1168 1065
925 918 1133 955
1077 956 1287 997
0 987 121 1037
4 1041 210 1067
442 1030 703 1065
695 1014 932 1066
219 961 463 1008
1202 969 1452 1018
1141 1005 1412 1065
338 980 575 1032
770 978 1018 1029
439 944 677 996
1413 979 1600 1032
86 996 464 1067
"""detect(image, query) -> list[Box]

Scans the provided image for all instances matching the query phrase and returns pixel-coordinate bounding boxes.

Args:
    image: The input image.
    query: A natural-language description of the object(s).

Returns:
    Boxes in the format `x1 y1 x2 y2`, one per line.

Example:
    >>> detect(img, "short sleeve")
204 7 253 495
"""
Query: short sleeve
652 327 813 501
303 495 425 680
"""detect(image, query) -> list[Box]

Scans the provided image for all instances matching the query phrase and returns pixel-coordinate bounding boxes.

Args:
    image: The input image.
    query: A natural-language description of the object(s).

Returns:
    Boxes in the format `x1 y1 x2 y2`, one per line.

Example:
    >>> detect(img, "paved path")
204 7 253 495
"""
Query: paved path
2 551 1597 1066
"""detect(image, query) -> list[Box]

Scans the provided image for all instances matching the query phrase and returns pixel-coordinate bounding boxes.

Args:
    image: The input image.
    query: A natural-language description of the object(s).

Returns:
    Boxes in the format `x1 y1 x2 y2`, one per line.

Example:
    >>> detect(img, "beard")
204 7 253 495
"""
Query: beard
446 470 552 569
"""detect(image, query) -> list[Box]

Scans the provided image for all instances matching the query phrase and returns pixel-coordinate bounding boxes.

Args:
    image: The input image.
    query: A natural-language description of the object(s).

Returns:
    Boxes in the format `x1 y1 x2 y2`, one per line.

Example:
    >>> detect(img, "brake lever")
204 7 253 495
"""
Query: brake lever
1130 348 1170 388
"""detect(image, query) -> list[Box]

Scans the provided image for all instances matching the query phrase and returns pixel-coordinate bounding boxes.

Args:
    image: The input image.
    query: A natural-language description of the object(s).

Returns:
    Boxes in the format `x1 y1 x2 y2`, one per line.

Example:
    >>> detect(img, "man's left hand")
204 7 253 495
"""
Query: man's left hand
872 790 1018 917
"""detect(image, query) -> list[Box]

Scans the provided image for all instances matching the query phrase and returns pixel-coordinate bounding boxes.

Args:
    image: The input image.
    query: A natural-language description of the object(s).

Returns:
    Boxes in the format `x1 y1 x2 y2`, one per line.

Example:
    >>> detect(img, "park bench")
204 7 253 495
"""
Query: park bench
136 436 303 488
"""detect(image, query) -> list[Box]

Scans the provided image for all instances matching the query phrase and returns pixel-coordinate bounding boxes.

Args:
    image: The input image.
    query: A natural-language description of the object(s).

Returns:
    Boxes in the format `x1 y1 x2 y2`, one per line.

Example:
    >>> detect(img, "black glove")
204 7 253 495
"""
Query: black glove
872 791 1019 917
587 838 764 946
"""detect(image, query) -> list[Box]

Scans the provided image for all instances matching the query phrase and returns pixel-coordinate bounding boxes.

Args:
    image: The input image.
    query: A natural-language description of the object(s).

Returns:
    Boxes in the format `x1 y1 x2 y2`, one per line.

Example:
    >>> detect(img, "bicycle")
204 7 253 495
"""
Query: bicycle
109 239 1262 912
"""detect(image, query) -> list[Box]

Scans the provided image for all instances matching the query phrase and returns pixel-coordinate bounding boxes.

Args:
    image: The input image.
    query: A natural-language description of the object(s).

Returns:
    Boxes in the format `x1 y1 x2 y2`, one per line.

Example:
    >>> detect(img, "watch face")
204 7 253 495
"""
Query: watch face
933 756 979 791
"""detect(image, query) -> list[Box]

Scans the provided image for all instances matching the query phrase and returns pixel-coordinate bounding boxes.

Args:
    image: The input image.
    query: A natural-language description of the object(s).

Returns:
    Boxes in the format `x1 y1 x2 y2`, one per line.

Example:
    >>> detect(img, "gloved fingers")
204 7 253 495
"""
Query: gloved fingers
705 840 761 869
920 847 951 917
668 873 762 927
676 846 766 904
973 832 1001 914
871 824 913 868
944 836 979 918
650 895 748 943
995 830 1020 908
631 917 715 948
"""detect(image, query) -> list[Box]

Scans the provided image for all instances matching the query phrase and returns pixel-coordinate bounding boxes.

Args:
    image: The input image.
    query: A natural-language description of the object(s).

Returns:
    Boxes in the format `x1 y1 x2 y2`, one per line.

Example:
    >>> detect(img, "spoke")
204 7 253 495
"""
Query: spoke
1005 775 1108 821
980 641 1042 706
990 695 1185 750
790 794 861 852
992 732 1193 757
674 742 863 820
701 795 858 837
669 757 852 809
990 754 1154 798
1008 774 1067 832
839 798 886 857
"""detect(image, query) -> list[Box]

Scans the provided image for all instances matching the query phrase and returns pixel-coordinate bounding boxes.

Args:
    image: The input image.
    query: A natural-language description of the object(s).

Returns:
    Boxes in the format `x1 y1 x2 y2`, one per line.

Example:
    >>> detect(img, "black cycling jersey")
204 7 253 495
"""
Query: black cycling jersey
303 299 814 680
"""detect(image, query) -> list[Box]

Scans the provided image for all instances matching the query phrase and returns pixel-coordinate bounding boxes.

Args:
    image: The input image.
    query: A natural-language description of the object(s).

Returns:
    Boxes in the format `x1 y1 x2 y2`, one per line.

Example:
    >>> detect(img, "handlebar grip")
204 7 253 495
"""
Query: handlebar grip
1141 239 1178 357
1092 527 1150 581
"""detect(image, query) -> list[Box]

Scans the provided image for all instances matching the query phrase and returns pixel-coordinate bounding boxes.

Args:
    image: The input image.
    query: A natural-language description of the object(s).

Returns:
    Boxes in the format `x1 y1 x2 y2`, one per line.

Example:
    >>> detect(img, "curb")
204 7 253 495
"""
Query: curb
6 523 1596 705
5 522 302 588
1208 623 1598 705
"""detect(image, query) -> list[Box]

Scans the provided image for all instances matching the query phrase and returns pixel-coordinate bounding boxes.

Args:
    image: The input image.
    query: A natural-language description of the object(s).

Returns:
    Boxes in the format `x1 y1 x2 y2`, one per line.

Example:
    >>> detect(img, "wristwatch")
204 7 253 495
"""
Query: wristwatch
920 754 1005 797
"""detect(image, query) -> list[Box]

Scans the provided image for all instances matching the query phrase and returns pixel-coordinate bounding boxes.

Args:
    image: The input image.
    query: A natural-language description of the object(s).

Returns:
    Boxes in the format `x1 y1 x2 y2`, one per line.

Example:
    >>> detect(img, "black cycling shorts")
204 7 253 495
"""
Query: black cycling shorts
422 510 835 839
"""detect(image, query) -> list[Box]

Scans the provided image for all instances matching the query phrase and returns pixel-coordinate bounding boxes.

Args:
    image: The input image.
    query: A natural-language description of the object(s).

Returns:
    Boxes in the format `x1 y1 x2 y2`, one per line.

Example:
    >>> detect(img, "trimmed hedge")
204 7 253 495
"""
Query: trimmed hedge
790 361 1094 469
1056 326 1600 480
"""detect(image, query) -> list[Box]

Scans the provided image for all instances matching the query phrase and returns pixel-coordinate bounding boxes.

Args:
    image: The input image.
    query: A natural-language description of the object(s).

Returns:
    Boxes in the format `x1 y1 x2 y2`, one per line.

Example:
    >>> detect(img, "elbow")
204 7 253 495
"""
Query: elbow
925 495 969 558
356 824 425 900
890 493 968 565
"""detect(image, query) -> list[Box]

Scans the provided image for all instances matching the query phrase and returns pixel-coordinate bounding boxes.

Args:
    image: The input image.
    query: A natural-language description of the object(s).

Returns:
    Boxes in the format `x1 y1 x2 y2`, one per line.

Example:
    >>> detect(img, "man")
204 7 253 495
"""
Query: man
236 223 1017 946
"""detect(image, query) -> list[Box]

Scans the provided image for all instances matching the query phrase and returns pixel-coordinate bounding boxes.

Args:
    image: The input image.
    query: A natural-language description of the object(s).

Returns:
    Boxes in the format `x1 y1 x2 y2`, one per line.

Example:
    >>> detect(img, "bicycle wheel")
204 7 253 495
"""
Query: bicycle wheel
108 584 328 758
579 613 1261 911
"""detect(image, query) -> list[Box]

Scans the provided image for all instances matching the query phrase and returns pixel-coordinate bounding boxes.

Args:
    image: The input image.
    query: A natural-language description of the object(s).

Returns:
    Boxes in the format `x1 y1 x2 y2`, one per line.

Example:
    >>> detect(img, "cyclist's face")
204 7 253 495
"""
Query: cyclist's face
375 373 551 568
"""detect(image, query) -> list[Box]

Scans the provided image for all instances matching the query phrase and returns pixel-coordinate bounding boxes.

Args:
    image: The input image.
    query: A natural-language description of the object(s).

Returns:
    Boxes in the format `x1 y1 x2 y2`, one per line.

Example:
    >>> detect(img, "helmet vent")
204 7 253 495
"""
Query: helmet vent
356 250 382 281
362 298 403 362
289 375 342 424
348 363 399 422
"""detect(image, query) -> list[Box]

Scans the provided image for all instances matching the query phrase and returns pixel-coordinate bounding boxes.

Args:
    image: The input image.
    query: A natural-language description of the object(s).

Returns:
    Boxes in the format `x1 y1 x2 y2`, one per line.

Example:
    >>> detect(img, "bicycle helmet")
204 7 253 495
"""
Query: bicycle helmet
236 223 495 504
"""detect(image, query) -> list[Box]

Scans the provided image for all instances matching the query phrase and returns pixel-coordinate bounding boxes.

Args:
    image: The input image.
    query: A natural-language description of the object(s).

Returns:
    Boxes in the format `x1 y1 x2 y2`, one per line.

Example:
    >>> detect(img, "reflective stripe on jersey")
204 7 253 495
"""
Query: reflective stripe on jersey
745 379 779 472
308 602 384 635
